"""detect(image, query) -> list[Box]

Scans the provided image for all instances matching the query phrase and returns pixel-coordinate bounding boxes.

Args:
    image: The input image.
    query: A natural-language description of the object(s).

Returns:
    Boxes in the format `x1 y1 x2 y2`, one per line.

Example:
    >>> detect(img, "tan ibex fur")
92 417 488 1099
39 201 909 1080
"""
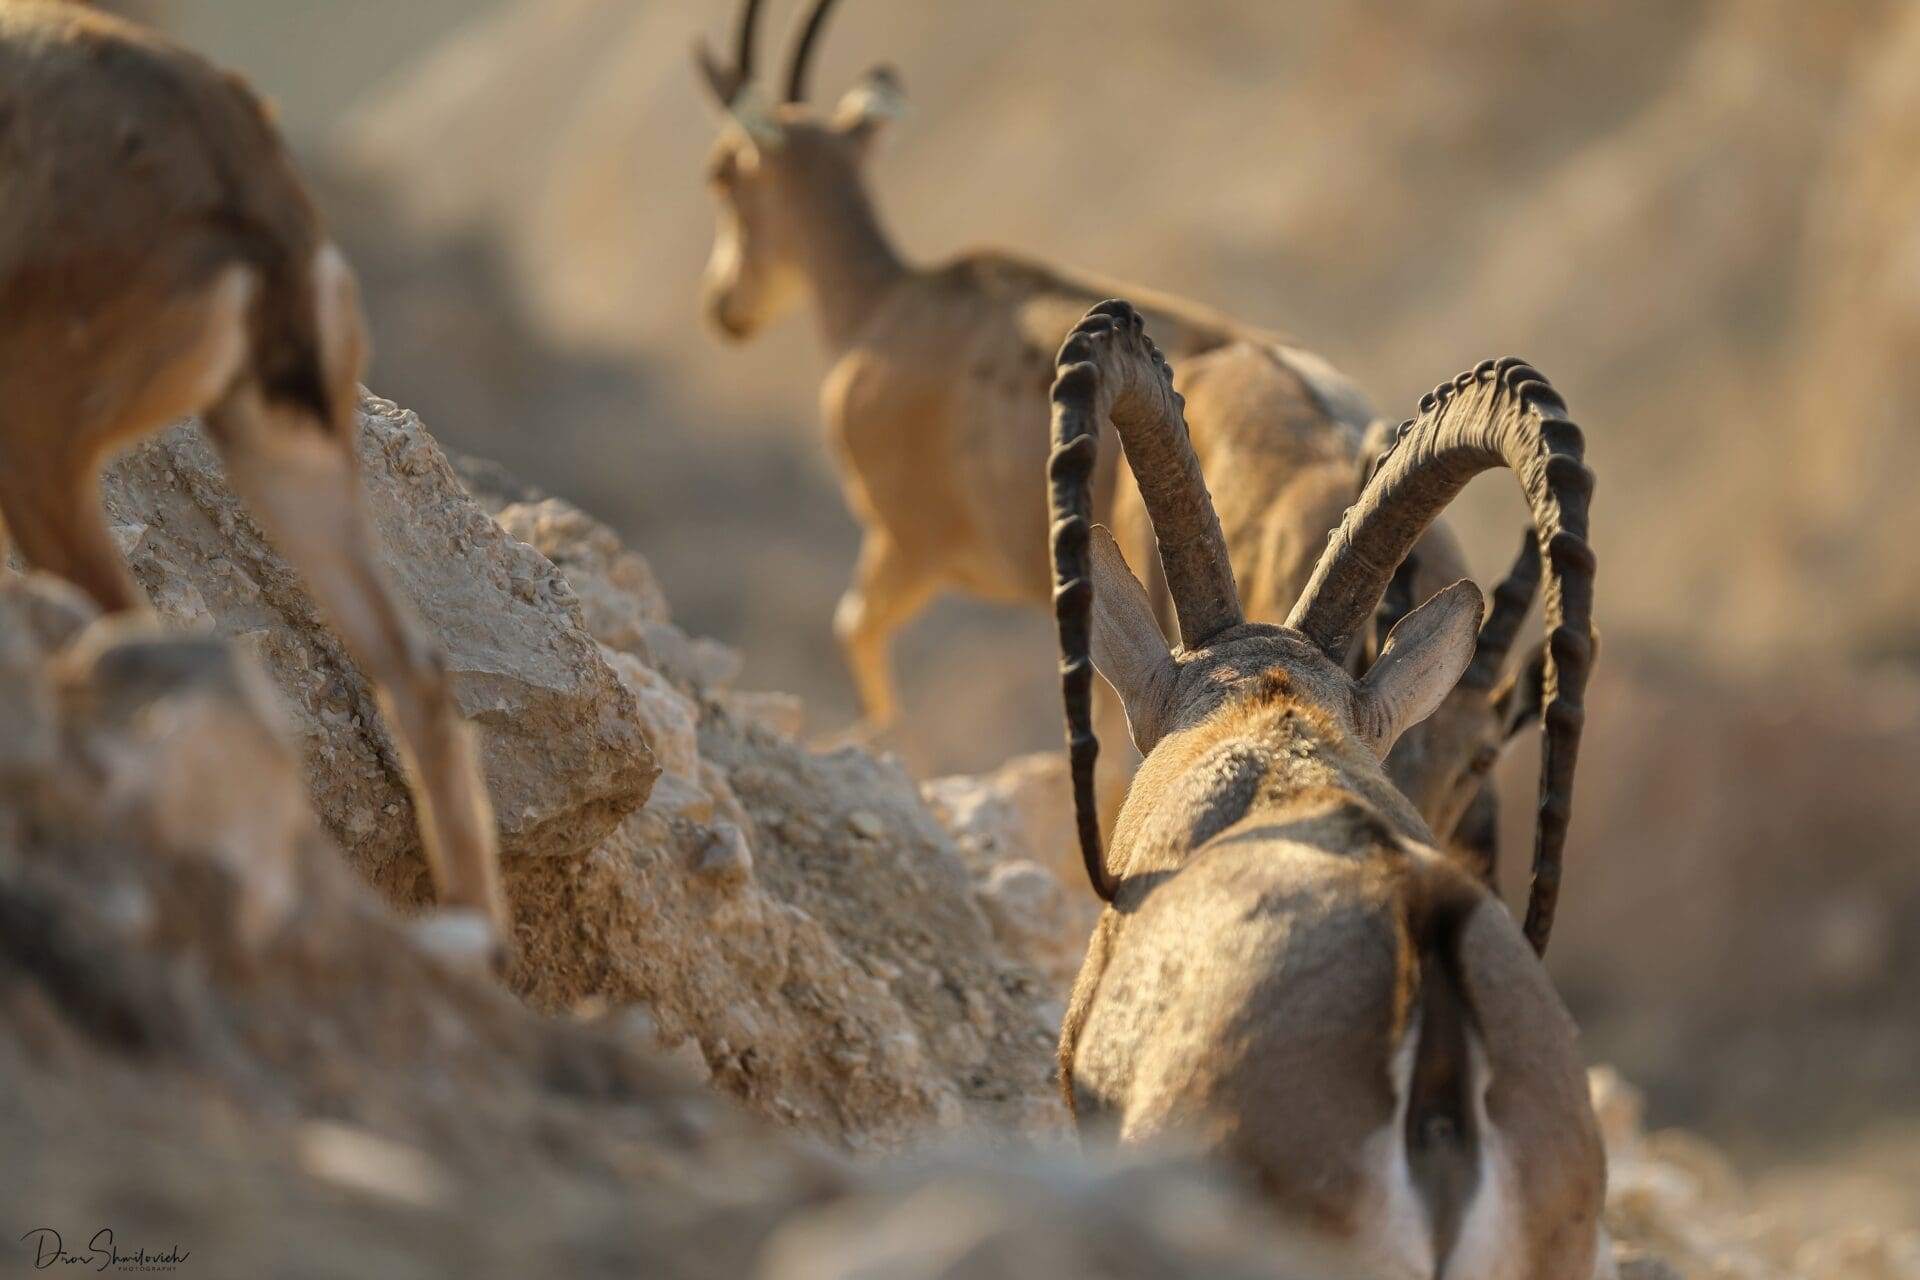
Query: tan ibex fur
0 1 505 943
1048 303 1605 1277
695 1 1539 871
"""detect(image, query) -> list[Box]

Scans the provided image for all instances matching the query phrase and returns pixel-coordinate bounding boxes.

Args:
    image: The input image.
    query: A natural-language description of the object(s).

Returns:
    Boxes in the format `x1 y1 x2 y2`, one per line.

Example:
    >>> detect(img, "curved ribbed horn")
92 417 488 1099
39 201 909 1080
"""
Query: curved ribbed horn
1353 422 1414 667
1061 303 1242 648
1462 528 1542 691
699 0 768 108
1048 300 1243 901
784 0 843 103
1049 398 1112 902
1370 553 1420 668
1286 359 1594 954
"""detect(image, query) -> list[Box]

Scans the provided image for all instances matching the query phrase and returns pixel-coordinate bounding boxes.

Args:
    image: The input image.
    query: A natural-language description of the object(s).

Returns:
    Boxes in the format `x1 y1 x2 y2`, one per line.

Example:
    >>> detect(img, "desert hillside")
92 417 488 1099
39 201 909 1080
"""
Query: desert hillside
5 394 1913 1277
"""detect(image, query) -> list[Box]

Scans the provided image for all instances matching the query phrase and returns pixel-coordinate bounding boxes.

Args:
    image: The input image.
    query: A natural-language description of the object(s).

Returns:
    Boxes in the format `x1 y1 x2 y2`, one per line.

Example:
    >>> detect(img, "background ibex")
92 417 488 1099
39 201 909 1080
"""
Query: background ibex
1049 302 1602 1276
695 0 1283 725
695 0 1548 871
0 1 504 940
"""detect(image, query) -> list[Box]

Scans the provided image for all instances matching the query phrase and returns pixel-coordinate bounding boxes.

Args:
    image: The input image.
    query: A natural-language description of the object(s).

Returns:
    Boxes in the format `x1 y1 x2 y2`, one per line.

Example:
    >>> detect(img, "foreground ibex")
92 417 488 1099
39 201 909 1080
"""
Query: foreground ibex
0 1 505 940
695 0 1544 870
1051 303 1605 1277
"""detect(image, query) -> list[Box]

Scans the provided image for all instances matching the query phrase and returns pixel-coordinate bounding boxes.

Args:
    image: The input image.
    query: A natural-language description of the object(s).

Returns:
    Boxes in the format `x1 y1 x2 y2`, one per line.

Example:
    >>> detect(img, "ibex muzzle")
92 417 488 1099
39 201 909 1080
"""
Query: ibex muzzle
1051 303 1607 1278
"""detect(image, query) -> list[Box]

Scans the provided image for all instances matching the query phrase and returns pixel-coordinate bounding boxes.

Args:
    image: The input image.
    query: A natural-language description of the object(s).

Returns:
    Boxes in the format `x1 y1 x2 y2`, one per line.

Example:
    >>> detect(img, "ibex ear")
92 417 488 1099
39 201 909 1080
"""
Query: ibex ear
1088 525 1176 755
833 65 907 142
1353 580 1484 757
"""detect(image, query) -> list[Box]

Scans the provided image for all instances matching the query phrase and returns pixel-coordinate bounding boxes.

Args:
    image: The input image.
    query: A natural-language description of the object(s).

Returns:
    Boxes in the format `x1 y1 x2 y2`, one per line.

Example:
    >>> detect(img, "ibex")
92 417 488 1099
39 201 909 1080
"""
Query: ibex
692 0 1354 721
0 1 505 941
695 0 1545 872
1050 303 1605 1278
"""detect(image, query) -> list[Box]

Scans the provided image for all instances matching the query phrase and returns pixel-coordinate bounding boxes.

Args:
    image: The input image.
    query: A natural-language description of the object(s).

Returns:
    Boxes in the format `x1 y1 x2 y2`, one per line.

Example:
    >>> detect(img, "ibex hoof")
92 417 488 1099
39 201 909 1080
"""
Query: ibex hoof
408 907 512 980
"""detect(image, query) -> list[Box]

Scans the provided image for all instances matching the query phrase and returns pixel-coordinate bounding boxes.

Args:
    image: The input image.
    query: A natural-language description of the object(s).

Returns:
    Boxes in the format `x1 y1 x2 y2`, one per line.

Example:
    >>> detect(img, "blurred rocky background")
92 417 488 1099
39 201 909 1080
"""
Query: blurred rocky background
36 0 1920 1258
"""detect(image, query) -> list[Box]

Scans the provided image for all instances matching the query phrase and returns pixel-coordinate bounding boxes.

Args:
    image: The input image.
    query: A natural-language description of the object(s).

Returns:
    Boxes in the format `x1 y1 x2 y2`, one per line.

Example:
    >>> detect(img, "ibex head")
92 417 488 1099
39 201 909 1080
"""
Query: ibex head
694 0 907 340
1051 302 1594 955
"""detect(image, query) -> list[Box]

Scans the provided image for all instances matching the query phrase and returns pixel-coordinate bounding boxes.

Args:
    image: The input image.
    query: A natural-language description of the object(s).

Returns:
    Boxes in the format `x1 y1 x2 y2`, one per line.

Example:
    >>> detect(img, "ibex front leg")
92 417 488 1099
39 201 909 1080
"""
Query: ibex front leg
833 529 934 731
205 391 506 943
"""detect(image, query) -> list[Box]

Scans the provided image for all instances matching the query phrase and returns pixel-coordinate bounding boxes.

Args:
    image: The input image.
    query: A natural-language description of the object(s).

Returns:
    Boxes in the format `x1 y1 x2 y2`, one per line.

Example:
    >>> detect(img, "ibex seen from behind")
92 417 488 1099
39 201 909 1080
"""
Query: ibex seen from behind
0 1 505 941
695 0 1545 871
1050 302 1604 1277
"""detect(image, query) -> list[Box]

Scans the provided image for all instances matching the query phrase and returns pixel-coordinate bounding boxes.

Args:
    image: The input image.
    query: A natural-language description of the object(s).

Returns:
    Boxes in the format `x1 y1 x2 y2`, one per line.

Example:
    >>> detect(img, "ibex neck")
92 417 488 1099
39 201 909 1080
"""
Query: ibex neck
1114 695 1431 883
1226 698 1434 847
790 170 907 353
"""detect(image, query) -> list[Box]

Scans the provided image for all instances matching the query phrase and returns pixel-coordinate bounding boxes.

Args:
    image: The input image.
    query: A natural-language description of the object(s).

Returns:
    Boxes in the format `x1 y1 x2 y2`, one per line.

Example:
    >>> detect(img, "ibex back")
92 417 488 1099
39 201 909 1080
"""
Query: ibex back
0 1 505 943
1050 303 1606 1278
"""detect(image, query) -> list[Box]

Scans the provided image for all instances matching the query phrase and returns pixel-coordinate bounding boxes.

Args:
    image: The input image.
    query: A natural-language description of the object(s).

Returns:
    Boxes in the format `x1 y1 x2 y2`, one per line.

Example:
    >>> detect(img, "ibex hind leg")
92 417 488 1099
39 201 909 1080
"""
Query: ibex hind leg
0 435 152 613
203 388 506 942
0 464 142 612
0 260 258 614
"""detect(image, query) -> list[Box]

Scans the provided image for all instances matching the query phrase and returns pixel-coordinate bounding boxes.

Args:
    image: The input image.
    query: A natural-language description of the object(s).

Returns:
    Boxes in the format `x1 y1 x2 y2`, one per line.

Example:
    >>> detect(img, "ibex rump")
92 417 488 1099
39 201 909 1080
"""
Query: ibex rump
1050 302 1605 1278
0 1 505 939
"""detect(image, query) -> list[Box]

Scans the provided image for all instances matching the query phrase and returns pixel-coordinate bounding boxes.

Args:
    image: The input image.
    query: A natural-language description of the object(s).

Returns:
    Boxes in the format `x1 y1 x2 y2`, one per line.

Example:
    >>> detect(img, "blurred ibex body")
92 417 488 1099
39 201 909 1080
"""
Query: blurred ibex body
0 1 505 939
1049 303 1604 1277
696 0 1542 867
